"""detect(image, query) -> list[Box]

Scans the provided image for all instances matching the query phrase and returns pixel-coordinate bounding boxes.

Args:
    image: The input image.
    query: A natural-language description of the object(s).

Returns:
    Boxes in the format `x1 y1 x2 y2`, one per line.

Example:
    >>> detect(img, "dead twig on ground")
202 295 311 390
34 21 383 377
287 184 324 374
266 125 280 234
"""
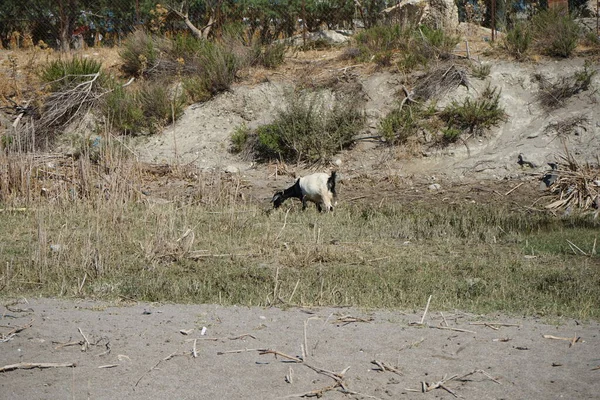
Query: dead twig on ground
420 374 459 397
420 295 432 324
409 295 433 326
0 362 75 373
371 360 403 375
2 319 34 339
543 334 583 347
217 348 263 355
78 327 91 352
428 325 476 334
53 340 84 349
334 315 374 325
285 366 294 384
469 322 520 330
456 369 501 384
505 182 524 196
98 364 118 369
223 347 361 397
134 351 186 388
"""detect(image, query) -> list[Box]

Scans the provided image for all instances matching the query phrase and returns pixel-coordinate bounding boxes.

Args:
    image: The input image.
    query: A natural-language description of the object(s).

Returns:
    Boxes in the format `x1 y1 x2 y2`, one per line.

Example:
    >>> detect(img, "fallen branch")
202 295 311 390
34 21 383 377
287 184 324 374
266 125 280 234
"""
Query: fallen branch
0 362 75 373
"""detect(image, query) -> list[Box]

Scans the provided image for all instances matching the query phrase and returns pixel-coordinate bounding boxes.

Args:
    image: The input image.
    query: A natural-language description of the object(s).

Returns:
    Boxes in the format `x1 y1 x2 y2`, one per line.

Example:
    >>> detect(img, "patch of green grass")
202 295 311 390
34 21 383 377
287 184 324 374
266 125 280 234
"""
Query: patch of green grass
1 189 600 319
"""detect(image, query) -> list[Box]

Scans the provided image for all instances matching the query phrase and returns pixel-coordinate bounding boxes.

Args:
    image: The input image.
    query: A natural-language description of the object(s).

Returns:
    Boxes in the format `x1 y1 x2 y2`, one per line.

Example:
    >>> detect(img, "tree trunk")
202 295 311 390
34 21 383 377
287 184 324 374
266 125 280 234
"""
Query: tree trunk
170 9 213 40
58 0 70 52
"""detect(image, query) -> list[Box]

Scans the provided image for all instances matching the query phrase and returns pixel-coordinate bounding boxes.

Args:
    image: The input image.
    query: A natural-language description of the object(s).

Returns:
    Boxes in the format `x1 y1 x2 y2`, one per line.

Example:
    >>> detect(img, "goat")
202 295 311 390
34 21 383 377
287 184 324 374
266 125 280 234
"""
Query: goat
272 171 337 212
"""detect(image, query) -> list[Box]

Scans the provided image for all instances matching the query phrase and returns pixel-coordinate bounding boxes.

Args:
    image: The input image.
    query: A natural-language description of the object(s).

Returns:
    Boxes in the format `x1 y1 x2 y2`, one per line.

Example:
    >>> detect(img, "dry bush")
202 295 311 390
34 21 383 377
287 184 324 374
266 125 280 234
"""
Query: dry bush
543 149 600 213
413 64 470 101
543 116 589 137
534 64 596 110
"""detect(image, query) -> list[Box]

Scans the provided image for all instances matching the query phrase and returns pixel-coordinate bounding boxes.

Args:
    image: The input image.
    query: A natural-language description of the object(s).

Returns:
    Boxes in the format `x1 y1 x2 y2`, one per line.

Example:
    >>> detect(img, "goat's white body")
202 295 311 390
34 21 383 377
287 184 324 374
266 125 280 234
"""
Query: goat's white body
299 173 335 211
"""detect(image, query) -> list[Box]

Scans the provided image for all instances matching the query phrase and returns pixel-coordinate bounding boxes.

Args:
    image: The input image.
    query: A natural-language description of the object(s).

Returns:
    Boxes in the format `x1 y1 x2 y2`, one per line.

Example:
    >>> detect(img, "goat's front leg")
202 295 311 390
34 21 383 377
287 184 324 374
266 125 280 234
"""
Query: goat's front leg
302 196 308 210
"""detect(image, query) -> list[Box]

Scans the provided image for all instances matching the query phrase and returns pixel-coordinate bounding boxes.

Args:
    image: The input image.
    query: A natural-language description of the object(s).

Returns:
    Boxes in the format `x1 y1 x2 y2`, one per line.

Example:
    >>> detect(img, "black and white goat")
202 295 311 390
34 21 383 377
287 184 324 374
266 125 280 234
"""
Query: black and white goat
272 171 337 212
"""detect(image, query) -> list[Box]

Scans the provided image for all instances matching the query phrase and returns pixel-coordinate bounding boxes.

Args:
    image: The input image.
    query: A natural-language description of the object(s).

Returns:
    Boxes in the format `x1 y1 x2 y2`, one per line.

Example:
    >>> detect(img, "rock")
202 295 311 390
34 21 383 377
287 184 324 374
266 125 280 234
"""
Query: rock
310 30 350 44
223 165 240 174
583 1 598 17
428 183 442 191
282 30 351 46
333 158 343 167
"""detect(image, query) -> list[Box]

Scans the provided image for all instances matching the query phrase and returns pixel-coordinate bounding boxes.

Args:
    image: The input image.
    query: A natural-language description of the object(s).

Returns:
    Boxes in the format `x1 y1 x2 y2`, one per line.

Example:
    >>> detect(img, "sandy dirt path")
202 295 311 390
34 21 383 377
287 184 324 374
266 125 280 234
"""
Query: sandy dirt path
1 299 599 399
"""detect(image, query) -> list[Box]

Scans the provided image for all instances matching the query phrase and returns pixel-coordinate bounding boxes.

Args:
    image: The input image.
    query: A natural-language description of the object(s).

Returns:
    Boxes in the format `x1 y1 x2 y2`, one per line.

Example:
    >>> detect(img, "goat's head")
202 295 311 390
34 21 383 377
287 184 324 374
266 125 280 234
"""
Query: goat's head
271 191 285 208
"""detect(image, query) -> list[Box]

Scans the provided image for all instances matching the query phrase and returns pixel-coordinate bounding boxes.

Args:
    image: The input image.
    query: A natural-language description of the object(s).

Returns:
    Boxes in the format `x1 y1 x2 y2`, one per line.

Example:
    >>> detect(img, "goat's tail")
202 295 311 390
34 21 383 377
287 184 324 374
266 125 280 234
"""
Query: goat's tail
328 171 337 197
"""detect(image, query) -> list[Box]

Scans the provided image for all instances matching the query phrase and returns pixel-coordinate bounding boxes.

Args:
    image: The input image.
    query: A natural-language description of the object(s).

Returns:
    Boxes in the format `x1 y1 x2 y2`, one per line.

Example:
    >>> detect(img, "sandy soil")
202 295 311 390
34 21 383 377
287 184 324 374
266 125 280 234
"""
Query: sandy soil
1 299 599 399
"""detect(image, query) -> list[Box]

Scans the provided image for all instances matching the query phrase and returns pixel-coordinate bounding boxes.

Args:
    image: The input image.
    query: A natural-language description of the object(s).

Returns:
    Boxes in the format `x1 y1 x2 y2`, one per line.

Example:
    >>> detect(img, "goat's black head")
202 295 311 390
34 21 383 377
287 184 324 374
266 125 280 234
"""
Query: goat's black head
271 191 285 208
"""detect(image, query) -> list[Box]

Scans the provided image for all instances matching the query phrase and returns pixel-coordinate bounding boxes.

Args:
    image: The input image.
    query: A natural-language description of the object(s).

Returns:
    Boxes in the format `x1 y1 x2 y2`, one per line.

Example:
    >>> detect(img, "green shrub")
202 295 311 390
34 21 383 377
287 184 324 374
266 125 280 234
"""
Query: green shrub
353 24 460 70
196 40 240 95
582 30 600 47
119 30 165 77
416 25 461 58
138 82 186 134
379 104 421 145
103 82 185 135
531 9 580 58
379 102 437 145
354 24 407 62
249 91 365 163
39 57 104 91
230 124 250 154
439 85 507 135
251 42 287 69
103 86 145 135
182 76 211 103
471 63 491 79
503 21 532 60
441 127 462 143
